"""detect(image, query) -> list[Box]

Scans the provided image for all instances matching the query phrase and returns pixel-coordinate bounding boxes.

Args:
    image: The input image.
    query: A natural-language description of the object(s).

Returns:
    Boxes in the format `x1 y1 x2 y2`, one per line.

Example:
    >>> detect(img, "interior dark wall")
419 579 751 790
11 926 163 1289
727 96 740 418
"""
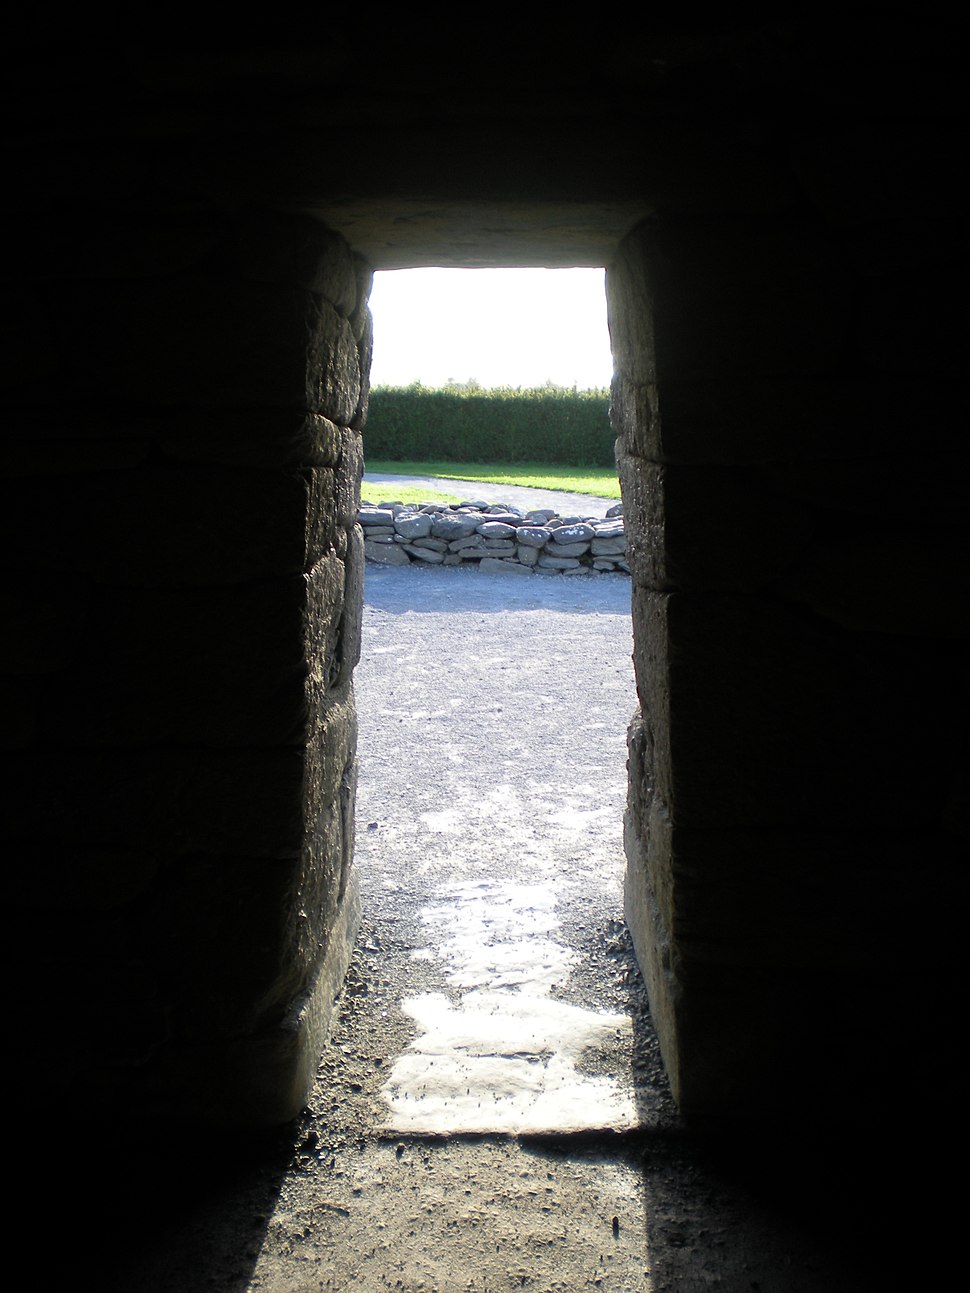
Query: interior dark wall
2 19 965 1132
611 212 967 1123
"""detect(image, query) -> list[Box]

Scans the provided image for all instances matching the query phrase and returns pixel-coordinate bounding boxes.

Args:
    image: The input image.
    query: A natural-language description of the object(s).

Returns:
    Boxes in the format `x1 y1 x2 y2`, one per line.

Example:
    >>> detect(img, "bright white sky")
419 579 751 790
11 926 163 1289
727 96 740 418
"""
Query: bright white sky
367 267 614 391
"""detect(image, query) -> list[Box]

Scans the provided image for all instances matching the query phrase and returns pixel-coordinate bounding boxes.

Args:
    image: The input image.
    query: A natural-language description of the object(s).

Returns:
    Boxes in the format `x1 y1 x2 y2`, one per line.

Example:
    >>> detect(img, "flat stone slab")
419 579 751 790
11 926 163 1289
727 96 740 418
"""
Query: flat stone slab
478 556 533 575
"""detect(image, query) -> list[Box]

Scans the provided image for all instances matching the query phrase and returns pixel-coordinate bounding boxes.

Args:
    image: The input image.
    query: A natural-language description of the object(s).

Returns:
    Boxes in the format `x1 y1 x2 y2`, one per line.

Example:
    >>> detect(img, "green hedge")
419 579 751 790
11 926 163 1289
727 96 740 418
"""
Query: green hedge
362 383 614 466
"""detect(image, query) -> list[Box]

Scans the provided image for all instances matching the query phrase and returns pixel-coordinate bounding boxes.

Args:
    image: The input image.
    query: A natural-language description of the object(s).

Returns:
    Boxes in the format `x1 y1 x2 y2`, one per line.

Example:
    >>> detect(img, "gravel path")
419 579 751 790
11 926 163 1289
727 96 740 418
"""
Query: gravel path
237 558 870 1292
362 471 618 518
351 560 644 1138
100 502 893 1292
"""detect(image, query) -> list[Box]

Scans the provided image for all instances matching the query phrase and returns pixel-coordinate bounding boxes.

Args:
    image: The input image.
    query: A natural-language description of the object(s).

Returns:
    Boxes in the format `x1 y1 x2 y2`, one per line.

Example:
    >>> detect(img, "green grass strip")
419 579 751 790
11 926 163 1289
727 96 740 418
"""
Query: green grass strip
364 459 621 500
360 484 467 507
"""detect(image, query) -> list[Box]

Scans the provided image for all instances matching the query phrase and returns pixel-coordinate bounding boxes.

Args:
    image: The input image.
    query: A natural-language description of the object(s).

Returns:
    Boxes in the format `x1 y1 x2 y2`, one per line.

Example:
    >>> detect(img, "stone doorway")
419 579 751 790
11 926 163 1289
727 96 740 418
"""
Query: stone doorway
5 11 962 1175
348 264 640 1140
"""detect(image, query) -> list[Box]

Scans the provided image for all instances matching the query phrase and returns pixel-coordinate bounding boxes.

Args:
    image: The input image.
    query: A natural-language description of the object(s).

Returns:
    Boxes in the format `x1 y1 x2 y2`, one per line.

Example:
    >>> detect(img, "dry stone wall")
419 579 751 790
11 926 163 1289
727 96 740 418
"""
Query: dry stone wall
358 498 629 576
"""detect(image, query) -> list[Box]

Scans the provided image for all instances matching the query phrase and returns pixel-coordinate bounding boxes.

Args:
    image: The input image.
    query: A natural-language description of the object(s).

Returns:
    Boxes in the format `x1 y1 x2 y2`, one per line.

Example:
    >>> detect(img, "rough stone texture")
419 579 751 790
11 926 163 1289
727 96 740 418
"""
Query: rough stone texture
357 499 629 575
3 202 370 1127
610 181 967 1125
2 21 966 1136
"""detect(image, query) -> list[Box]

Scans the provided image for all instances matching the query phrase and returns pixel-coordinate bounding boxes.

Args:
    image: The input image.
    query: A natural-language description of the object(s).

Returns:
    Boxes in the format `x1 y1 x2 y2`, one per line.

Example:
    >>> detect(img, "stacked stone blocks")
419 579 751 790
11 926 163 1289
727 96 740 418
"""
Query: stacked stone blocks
3 210 370 1125
612 202 966 1122
358 498 629 576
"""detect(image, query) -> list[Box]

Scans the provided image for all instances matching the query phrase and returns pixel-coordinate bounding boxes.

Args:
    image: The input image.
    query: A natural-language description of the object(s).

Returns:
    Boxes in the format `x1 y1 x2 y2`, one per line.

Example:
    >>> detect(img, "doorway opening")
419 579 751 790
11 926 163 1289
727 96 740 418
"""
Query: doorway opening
348 264 646 1138
360 265 622 569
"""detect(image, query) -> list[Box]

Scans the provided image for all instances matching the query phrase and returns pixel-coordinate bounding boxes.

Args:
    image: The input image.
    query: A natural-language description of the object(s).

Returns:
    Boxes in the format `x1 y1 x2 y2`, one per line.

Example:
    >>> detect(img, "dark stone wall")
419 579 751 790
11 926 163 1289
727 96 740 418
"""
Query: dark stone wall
611 86 967 1123
1 20 964 1129
2 205 371 1126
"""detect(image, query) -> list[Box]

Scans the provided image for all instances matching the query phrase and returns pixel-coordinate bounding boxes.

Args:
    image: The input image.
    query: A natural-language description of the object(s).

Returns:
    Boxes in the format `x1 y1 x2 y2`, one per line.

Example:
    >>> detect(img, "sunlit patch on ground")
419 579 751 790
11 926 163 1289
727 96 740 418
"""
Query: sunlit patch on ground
382 878 638 1134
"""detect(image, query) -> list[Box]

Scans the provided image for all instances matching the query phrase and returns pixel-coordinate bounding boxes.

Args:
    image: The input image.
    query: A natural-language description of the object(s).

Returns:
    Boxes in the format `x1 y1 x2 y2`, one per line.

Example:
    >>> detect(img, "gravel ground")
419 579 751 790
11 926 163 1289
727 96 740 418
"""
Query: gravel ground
42 532 930 1292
